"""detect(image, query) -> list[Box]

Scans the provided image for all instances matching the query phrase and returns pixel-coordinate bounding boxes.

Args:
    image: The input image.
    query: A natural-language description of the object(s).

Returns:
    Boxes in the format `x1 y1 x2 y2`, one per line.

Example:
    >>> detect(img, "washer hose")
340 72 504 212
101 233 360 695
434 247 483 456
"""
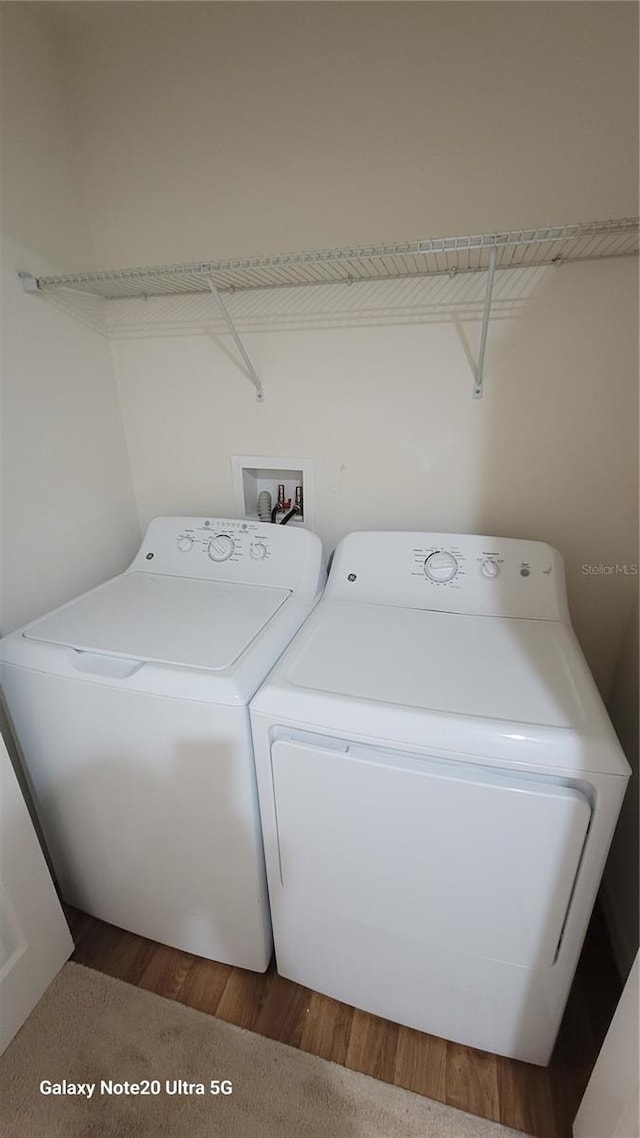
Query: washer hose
257 491 272 523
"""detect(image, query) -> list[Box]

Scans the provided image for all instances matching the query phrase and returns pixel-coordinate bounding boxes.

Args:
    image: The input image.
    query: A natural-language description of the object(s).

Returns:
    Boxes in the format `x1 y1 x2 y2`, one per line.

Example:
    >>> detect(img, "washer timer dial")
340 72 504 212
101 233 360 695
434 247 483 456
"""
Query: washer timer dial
208 534 235 562
424 550 458 583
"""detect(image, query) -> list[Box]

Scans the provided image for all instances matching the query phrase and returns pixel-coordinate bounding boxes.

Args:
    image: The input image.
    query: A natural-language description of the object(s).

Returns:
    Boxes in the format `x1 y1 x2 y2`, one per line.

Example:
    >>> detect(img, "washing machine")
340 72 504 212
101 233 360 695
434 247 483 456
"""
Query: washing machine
250 531 630 1062
0 517 323 971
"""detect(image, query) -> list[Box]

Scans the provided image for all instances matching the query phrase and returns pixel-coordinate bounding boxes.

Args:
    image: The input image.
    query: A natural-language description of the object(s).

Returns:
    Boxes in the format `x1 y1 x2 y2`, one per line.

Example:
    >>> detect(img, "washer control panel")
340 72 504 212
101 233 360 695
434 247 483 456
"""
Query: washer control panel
129 517 323 599
170 518 274 567
327 532 569 621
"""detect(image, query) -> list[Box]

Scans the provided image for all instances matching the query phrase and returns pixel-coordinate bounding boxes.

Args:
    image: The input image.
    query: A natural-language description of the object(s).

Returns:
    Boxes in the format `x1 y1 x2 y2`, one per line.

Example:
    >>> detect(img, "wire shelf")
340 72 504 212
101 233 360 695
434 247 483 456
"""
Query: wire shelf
23 217 639 301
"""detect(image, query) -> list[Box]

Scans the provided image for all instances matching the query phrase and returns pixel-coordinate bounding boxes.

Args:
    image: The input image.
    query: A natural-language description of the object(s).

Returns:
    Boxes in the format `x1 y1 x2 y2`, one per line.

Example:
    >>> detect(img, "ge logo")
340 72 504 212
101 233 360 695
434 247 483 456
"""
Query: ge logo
347 573 357 582
146 553 154 560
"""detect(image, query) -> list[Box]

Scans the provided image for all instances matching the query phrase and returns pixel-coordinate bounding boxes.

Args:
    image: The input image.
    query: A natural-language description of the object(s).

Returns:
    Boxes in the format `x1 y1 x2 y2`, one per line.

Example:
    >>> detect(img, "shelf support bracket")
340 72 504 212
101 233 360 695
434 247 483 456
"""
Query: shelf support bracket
19 272 41 293
473 245 498 399
206 276 264 402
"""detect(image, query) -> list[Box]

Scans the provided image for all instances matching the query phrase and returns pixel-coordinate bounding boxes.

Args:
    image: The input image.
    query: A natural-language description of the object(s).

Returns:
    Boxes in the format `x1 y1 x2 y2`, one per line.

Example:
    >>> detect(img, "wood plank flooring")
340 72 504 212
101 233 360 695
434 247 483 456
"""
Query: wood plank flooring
67 904 621 1138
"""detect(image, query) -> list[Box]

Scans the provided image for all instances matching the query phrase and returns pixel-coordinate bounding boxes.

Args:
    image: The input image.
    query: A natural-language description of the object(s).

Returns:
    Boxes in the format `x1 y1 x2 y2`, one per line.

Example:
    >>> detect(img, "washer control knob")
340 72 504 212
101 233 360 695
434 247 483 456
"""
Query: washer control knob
208 534 234 562
249 541 268 560
480 558 500 579
177 535 194 553
424 550 458 583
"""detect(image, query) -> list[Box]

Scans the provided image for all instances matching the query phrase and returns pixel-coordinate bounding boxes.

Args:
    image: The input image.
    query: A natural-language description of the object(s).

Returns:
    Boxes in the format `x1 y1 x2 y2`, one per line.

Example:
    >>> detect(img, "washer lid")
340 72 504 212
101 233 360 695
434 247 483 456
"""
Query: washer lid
286 601 586 728
24 573 291 671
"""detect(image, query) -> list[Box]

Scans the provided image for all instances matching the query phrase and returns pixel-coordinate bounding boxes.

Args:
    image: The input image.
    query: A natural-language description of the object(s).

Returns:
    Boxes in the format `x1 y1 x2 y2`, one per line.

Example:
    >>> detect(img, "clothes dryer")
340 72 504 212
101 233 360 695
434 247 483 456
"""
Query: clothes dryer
250 532 629 1060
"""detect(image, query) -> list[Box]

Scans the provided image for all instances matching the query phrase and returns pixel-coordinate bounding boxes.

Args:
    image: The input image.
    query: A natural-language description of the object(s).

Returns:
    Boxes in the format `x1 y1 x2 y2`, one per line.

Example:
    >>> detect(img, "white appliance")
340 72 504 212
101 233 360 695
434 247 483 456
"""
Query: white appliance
0 517 323 972
250 531 630 1063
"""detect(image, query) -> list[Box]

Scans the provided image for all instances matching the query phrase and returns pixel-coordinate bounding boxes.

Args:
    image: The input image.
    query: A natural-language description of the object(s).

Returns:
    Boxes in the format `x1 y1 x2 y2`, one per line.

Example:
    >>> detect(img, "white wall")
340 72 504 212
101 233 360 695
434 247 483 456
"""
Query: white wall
63 2 638 263
0 5 140 634
56 1 638 698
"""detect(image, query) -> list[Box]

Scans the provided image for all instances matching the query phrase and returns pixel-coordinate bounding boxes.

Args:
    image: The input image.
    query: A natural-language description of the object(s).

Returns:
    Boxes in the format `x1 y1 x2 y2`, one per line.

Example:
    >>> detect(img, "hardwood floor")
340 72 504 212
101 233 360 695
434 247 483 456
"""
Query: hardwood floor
66 904 621 1138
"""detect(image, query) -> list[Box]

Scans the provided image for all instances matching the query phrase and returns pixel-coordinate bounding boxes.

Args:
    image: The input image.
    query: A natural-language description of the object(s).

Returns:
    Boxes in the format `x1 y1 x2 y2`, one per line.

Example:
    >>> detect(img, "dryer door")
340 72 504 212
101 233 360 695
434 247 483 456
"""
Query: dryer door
270 737 591 969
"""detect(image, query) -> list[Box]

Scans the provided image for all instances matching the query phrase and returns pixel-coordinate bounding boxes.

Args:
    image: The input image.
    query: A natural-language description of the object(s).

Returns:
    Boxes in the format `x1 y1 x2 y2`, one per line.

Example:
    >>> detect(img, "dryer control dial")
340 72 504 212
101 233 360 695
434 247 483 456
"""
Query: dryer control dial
177 535 194 553
480 558 500 579
208 534 235 562
424 550 458 583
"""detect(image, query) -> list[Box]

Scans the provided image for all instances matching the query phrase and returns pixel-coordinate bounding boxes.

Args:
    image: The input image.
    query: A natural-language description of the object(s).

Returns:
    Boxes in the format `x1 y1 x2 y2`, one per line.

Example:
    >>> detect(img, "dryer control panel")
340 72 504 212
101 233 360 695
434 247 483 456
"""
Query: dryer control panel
129 517 324 601
326 532 569 621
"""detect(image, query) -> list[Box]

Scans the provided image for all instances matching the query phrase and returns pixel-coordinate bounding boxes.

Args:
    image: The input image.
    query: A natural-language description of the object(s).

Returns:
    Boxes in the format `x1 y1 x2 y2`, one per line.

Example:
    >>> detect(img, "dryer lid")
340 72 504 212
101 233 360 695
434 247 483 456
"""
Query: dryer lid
24 573 291 671
286 601 586 728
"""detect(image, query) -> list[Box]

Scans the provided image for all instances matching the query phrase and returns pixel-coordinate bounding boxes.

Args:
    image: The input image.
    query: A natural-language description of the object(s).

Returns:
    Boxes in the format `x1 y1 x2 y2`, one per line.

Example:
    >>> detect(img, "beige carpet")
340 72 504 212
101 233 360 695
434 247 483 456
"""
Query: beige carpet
0 963 530 1137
